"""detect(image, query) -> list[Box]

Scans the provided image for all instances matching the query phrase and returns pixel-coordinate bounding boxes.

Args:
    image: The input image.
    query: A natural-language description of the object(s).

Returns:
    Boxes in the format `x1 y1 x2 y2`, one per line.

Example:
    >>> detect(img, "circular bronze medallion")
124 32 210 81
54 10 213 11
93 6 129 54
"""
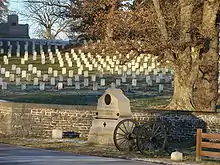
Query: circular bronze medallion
104 94 111 105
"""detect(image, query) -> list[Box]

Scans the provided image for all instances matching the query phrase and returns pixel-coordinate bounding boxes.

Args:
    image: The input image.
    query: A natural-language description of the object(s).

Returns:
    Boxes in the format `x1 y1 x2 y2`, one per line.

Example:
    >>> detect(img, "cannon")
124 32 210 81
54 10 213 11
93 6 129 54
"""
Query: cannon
113 119 167 154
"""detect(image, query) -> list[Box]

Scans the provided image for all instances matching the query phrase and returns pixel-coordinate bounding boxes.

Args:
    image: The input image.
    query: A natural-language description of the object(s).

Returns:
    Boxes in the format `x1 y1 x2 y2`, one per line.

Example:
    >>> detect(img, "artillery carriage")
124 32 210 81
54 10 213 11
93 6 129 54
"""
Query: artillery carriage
113 118 168 154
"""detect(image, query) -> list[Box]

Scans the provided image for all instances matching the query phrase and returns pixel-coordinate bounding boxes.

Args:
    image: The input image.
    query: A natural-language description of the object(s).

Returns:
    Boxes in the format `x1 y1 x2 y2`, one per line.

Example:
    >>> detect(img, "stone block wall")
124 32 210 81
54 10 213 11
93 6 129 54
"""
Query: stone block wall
0 102 96 138
132 109 220 141
0 104 12 135
0 102 219 140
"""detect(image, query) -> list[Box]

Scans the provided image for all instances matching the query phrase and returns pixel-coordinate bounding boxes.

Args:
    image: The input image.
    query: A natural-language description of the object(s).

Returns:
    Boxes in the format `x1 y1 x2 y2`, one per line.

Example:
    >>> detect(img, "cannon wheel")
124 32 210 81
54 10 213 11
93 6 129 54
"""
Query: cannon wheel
137 121 167 154
113 119 138 151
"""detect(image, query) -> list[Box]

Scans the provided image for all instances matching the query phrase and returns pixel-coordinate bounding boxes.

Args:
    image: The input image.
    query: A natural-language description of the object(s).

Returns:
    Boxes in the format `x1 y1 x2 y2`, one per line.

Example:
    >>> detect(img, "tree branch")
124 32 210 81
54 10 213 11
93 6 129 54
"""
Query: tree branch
179 0 194 43
152 0 169 41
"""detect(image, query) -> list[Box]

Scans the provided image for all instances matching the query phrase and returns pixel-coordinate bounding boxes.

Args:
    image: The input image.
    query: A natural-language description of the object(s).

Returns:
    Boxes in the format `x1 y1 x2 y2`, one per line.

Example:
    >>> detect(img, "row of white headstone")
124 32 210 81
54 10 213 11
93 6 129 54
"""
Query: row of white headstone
0 44 173 93
1 41 174 77
0 40 65 57
0 78 165 92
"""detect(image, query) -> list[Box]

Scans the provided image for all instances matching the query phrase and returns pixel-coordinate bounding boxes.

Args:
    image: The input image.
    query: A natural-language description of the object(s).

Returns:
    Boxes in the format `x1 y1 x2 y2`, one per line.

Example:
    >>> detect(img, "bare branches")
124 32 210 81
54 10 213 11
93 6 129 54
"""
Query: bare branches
22 0 71 39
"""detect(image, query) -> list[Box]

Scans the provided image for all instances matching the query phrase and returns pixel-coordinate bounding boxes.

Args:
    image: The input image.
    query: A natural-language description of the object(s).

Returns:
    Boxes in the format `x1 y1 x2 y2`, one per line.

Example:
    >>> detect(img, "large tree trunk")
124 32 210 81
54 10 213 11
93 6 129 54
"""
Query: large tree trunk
168 68 195 110
193 1 220 112
193 33 219 112
45 26 54 40
167 47 200 110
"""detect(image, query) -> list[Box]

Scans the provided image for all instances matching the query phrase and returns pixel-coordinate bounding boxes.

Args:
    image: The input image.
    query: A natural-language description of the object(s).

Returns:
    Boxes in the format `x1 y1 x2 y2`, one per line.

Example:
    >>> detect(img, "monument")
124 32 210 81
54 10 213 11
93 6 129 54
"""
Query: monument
88 88 132 144
0 14 30 38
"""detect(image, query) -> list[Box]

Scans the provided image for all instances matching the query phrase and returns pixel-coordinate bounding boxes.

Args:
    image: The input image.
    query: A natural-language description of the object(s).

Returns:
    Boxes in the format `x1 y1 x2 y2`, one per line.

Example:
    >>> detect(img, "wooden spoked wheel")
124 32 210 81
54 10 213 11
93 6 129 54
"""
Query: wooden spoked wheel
113 119 138 152
137 121 167 154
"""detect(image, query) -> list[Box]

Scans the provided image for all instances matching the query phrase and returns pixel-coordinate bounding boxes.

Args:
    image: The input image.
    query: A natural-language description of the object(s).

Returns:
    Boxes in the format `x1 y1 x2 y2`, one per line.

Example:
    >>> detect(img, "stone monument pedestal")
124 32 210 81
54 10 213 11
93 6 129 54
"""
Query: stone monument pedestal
88 88 132 144
88 118 125 144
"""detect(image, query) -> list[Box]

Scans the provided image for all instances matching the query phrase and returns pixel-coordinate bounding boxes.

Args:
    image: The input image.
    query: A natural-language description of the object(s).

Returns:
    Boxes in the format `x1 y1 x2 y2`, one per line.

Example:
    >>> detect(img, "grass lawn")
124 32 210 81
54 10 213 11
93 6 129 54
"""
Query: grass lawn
0 91 219 112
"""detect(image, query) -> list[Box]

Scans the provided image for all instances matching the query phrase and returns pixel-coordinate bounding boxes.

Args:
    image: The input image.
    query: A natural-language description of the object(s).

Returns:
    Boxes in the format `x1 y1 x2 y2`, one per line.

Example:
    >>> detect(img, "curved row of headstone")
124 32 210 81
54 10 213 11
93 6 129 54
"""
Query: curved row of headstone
0 42 174 94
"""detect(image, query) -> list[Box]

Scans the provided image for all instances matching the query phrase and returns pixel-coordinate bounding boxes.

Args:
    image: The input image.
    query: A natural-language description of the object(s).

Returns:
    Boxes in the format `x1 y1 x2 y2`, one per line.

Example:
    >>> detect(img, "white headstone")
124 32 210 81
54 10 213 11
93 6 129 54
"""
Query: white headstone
39 82 45 91
16 78 21 85
48 67 53 74
156 76 160 83
2 82 7 90
33 77 39 85
62 68 67 75
50 77 56 85
51 58 55 64
74 75 79 81
159 84 164 93
122 75 126 83
84 71 88 77
132 79 137 86
67 78 72 86
68 61 73 67
9 74 15 82
111 82 116 88
59 75 63 82
32 67 37 74
75 81 80 89
11 64 16 71
16 68 21 75
37 70 41 77
57 82 63 90
21 58 25 65
88 65 93 71
147 79 153 86
33 54 37 61
21 70 27 78
21 84 26 90
5 71 10 78
24 54 28 61
100 79 105 86
116 79 121 87
1 68 5 74
53 70 58 77
91 75 96 82
68 70 74 77
127 69 132 75
146 76 151 82
43 74 49 82
28 64 33 71
41 58 46 65
4 59 8 65
25 73 31 81
0 48 4 54
77 69 82 75
92 82 98 91
16 50 20 57
84 78 89 87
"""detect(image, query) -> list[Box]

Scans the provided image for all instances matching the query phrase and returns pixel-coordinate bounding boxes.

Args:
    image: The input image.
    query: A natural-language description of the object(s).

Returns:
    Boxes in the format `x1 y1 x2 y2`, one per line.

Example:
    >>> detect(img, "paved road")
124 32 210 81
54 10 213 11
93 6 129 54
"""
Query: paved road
0 144 157 165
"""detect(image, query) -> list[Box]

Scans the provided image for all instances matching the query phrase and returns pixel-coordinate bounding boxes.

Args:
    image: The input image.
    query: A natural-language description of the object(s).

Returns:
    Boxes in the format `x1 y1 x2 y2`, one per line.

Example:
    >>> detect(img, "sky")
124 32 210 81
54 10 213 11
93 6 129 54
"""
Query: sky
8 0 68 40
9 0 26 23
9 0 38 38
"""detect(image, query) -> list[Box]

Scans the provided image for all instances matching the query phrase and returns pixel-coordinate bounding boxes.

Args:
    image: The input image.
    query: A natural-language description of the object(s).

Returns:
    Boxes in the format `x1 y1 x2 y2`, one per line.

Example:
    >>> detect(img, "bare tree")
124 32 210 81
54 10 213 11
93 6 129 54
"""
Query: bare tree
22 0 71 39
0 0 8 23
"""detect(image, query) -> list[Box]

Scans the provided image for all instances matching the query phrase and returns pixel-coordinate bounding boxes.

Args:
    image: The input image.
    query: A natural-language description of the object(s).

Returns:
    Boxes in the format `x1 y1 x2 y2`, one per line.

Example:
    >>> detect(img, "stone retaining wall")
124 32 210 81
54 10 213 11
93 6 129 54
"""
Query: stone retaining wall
0 102 219 141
